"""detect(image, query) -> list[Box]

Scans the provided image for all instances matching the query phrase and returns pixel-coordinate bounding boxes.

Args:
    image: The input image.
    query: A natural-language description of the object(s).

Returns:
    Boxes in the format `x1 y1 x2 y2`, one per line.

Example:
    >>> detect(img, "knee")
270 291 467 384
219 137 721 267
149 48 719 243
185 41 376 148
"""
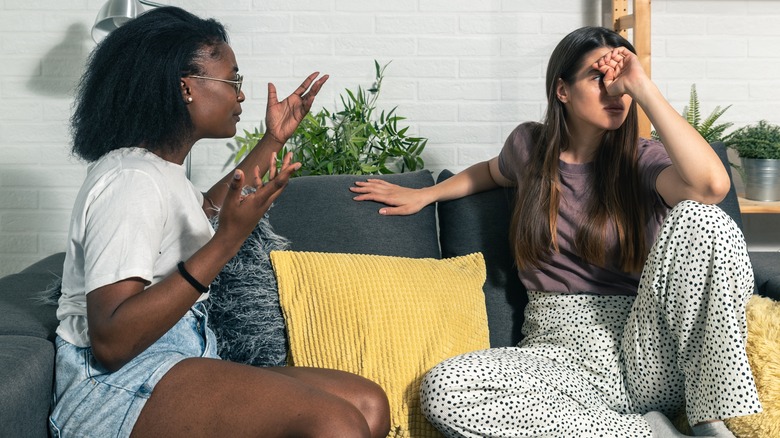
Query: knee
419 361 462 426
353 379 390 438
289 400 371 438
668 201 738 233
663 200 745 248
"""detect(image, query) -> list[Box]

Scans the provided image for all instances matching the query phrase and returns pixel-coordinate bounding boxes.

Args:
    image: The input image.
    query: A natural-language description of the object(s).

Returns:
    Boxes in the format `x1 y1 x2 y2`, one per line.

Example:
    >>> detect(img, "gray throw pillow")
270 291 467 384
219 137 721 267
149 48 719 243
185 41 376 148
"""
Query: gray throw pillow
207 214 290 367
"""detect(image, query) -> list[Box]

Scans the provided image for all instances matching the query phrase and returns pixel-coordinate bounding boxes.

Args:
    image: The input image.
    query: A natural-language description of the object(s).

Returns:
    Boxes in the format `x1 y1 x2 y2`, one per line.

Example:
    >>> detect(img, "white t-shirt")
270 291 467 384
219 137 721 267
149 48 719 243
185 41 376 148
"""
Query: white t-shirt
56 147 214 347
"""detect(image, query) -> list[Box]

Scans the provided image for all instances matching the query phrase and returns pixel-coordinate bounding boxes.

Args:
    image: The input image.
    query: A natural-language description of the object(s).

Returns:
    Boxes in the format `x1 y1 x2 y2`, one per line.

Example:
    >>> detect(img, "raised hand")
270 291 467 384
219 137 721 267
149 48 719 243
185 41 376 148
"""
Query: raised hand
218 152 300 241
264 72 329 144
593 47 648 97
350 179 430 216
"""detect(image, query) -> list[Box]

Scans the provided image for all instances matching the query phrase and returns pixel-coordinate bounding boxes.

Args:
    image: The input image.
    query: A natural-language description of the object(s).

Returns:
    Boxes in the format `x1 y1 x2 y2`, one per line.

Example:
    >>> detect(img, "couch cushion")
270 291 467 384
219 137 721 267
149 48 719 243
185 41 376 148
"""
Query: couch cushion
0 335 54 438
268 170 440 259
436 170 526 348
271 250 489 438
0 272 60 340
751 252 780 301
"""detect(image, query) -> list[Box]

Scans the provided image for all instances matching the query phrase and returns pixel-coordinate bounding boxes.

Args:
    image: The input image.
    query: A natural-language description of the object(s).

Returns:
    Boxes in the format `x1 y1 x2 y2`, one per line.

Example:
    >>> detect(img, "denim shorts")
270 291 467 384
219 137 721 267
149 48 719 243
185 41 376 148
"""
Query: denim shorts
49 302 219 438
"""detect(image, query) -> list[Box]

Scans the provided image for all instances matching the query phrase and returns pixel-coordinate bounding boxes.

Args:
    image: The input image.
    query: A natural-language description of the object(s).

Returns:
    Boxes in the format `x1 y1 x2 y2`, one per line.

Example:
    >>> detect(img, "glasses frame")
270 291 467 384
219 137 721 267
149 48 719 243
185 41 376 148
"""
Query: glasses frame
187 74 243 96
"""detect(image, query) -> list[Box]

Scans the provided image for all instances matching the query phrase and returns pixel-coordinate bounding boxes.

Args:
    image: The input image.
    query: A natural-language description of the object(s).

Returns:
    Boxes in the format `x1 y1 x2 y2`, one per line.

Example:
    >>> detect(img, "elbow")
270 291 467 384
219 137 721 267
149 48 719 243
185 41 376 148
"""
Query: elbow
712 175 732 203
90 339 130 373
698 170 732 205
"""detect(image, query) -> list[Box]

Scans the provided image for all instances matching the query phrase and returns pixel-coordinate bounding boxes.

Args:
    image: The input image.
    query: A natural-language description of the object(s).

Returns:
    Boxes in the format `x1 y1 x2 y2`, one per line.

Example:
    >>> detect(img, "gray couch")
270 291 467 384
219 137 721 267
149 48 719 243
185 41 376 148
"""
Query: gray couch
1 142 778 437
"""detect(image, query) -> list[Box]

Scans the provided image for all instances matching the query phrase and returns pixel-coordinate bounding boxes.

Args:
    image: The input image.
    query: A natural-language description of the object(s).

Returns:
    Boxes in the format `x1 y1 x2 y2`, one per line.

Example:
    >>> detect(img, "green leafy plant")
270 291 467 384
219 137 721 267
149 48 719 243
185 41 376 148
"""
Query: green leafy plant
227 61 426 177
725 120 780 160
652 84 732 143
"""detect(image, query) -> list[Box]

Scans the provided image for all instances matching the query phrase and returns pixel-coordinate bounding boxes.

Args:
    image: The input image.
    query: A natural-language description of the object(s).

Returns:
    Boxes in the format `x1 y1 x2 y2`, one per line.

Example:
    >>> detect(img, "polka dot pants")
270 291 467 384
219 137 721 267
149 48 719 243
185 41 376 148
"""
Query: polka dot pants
420 201 762 437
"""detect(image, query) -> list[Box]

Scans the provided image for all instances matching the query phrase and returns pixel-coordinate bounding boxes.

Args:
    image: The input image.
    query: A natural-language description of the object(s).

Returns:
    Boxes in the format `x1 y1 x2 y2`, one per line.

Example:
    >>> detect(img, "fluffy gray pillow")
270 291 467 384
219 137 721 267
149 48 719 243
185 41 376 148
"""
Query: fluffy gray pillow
207 214 290 367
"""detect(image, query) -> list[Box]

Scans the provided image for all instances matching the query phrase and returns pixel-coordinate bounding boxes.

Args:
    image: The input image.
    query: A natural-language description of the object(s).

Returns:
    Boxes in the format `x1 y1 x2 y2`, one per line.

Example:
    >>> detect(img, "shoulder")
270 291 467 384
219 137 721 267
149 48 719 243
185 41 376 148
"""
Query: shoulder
506 121 541 145
84 148 178 207
96 148 181 185
502 121 542 157
637 137 672 166
499 122 542 181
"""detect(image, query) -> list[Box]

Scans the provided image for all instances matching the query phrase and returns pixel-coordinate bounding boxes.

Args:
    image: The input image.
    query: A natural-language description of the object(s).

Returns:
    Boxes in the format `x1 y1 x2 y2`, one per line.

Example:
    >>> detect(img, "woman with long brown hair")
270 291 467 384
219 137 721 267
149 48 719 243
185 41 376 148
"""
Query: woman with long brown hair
351 26 760 437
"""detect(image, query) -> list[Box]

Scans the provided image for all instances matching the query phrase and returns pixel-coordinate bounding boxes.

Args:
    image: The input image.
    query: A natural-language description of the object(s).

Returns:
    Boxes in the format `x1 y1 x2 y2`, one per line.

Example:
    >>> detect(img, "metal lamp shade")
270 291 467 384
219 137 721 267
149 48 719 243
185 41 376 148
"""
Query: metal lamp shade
92 0 145 42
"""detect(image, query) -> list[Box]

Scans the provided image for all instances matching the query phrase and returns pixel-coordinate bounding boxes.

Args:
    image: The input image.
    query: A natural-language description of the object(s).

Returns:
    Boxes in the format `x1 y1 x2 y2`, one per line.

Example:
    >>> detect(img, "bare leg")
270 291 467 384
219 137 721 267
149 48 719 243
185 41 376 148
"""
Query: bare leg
266 366 390 437
131 358 390 438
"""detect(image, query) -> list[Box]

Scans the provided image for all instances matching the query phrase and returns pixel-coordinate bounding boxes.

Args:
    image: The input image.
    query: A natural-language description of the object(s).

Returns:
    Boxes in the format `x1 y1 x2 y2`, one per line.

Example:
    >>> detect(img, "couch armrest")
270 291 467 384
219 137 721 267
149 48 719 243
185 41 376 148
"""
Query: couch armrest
0 336 53 438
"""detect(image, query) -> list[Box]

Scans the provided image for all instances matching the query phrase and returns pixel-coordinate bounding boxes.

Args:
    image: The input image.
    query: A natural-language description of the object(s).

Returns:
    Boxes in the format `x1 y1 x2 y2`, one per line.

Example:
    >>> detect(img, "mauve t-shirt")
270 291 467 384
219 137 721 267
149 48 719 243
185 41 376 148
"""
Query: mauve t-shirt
498 122 672 296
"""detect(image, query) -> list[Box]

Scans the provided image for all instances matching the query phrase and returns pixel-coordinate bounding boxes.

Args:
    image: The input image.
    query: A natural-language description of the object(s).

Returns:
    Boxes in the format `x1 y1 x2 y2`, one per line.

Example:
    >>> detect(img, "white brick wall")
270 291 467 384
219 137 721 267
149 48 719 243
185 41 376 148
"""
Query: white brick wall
1 0 779 276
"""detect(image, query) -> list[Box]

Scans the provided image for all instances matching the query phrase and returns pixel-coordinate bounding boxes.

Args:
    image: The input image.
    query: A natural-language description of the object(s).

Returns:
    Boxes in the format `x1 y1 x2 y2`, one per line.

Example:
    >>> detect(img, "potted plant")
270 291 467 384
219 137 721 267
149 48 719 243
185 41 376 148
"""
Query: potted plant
652 84 733 143
227 61 427 177
725 120 780 201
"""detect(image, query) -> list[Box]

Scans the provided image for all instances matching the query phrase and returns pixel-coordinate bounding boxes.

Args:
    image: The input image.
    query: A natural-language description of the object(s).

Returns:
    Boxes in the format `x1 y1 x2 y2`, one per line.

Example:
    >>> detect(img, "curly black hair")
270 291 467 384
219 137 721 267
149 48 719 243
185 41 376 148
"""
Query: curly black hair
71 6 228 162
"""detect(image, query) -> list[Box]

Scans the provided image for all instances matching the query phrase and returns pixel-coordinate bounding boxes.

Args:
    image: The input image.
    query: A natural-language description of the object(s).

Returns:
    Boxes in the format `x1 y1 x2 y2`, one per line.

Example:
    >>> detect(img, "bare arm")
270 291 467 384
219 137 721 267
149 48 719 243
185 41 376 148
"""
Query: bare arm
595 48 730 206
203 72 329 217
88 158 299 371
350 156 512 216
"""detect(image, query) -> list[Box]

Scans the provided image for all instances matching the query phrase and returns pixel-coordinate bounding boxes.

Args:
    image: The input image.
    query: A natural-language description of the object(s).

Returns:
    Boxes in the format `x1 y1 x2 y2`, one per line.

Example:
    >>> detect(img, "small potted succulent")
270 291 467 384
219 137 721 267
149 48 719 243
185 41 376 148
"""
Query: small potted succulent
725 120 780 201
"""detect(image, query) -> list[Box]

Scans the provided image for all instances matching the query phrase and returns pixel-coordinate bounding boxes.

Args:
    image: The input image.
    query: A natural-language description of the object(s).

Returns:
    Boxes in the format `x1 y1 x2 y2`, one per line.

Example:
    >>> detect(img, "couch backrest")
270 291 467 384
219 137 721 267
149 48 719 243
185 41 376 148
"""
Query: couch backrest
711 141 744 230
269 170 441 259
436 171 524 347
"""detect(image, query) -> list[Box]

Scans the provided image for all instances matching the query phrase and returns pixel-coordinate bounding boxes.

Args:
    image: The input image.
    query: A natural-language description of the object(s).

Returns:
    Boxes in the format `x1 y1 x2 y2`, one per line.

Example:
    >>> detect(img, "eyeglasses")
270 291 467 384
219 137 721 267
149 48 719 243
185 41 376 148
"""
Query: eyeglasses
187 74 243 96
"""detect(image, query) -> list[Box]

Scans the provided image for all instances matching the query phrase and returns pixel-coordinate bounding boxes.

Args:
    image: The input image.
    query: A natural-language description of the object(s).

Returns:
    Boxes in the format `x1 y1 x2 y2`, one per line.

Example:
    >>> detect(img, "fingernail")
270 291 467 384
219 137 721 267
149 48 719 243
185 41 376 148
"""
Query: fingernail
233 170 241 180
379 209 386 215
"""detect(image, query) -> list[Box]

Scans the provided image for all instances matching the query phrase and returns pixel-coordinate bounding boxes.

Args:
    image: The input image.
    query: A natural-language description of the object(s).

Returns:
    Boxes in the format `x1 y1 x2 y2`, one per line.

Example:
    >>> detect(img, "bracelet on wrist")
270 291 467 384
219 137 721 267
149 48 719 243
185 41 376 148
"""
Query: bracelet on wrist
177 261 209 294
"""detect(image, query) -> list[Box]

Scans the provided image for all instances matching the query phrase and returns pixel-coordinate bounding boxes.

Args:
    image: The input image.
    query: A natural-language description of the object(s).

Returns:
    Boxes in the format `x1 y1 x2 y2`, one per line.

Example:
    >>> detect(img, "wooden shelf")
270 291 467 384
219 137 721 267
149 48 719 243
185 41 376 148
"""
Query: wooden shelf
611 0 652 139
738 197 780 214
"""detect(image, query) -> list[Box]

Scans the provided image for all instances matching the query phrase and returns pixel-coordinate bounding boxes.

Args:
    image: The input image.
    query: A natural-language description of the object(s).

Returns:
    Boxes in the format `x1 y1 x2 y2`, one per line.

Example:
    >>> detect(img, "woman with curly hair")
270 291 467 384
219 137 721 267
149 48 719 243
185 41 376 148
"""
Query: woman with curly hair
51 6 389 437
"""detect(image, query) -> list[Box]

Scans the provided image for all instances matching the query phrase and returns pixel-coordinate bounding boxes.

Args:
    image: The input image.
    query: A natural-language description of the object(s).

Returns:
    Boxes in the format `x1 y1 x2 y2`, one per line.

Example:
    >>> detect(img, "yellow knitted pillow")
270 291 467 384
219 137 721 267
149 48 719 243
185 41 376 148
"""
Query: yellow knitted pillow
270 251 489 438
725 295 780 437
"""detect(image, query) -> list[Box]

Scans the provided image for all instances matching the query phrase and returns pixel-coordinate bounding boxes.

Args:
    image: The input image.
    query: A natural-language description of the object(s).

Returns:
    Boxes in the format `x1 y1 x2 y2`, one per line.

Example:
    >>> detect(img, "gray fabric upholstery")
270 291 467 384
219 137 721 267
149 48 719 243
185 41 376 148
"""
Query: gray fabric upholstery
268 170 440 259
751 252 780 301
711 141 744 230
0 255 62 438
436 170 526 347
709 141 780 301
0 336 53 438
19 252 65 276
0 273 59 341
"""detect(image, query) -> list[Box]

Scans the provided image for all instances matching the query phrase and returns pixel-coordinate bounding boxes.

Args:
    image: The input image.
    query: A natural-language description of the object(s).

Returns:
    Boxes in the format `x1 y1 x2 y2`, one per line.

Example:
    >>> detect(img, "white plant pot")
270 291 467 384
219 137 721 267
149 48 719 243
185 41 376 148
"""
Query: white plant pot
742 157 780 201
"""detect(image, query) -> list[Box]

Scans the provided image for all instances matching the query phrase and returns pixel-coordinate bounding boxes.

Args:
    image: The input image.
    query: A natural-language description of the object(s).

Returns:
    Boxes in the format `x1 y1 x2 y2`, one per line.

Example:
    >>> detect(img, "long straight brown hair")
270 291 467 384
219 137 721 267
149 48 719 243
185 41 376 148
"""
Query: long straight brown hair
510 27 649 273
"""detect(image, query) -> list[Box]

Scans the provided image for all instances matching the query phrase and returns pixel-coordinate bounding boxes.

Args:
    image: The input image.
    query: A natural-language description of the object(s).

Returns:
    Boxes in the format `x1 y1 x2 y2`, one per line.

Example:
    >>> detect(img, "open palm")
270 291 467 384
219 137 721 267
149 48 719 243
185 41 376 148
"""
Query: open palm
265 72 329 144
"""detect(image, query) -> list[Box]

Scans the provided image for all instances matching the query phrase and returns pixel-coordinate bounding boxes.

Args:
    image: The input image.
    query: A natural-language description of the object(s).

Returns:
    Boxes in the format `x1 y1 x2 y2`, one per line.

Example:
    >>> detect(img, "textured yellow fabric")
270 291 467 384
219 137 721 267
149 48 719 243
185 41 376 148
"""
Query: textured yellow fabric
270 251 489 438
724 295 780 438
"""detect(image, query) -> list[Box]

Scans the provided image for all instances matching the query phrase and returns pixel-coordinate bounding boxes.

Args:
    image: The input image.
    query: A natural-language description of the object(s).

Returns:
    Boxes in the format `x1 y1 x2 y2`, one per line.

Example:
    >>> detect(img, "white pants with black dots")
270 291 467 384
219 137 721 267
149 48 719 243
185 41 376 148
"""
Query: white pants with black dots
420 200 762 438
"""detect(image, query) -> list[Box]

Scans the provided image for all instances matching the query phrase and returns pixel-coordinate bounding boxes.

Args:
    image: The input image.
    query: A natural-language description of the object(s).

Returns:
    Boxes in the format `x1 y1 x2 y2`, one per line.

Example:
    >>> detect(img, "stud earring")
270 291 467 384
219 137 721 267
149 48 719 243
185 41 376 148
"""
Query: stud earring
187 97 193 103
